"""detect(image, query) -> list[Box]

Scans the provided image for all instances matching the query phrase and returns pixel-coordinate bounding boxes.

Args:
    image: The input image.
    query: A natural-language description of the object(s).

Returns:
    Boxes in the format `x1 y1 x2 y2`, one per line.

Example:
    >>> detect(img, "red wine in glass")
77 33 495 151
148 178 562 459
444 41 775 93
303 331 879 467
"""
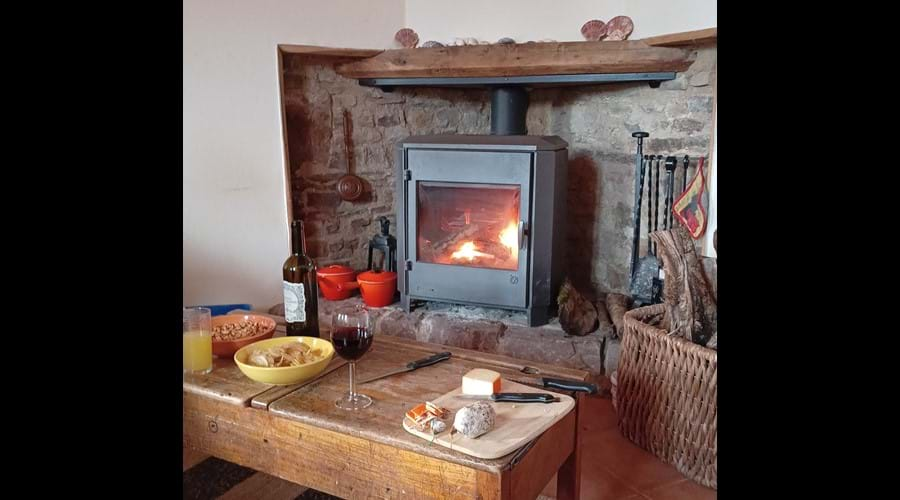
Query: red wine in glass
331 326 373 361
331 305 374 410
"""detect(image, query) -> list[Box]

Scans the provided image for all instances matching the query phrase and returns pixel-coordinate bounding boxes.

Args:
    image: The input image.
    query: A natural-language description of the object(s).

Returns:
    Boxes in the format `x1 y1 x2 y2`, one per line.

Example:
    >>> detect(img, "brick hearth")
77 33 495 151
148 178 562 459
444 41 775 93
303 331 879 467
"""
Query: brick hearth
270 296 619 382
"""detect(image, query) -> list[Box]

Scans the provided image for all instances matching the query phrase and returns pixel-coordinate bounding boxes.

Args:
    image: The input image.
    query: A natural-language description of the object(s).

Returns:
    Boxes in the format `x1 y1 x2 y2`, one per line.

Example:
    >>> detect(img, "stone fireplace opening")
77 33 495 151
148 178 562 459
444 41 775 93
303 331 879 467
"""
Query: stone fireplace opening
280 44 716 379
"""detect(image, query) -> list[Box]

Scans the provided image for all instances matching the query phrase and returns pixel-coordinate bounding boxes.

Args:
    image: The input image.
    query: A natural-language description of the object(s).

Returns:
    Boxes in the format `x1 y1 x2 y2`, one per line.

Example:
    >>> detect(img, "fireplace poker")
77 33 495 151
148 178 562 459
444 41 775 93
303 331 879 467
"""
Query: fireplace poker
653 155 662 254
630 132 650 280
664 156 678 230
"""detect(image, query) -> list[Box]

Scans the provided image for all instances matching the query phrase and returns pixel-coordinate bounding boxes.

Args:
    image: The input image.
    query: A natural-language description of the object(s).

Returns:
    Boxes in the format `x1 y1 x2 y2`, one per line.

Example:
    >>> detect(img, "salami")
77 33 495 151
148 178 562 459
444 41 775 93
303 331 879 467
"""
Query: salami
394 28 419 48
605 16 634 41
453 401 496 438
580 19 607 41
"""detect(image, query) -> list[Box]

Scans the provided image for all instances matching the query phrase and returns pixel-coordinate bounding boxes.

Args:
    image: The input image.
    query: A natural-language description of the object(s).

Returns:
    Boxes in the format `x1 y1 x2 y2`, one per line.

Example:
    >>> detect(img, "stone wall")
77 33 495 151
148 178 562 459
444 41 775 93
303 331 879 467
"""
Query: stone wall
282 47 716 296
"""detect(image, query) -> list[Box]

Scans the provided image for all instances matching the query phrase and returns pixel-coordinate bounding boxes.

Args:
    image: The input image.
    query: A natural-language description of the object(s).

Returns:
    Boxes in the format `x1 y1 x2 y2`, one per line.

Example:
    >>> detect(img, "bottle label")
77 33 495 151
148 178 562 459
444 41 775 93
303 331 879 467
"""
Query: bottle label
283 281 306 323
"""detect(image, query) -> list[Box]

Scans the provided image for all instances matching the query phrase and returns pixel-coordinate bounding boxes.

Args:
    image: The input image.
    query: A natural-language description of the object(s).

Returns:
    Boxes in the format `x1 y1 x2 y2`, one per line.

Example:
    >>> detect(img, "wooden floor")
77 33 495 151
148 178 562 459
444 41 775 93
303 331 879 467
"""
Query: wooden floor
183 396 716 499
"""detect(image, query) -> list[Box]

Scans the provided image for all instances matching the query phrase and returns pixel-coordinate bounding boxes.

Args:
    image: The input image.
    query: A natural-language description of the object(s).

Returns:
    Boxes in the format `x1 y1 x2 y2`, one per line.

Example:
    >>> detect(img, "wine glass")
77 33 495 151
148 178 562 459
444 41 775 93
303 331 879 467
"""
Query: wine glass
331 304 374 410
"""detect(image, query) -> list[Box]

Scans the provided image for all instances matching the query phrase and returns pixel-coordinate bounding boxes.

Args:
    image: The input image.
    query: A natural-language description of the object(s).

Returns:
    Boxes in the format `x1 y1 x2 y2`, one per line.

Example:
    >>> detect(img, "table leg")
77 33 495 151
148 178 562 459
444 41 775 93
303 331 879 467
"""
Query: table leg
476 470 510 500
557 393 584 500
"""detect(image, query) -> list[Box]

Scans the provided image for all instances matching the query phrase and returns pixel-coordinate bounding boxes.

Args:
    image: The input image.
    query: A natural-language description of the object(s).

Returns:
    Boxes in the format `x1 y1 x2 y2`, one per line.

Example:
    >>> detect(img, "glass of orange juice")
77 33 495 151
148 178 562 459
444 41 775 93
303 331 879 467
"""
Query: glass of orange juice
183 307 213 374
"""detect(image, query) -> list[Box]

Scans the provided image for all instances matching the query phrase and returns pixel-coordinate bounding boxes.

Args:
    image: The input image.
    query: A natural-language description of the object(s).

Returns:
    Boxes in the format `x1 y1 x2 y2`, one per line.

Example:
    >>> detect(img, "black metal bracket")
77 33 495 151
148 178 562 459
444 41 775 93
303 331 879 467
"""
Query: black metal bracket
358 72 677 90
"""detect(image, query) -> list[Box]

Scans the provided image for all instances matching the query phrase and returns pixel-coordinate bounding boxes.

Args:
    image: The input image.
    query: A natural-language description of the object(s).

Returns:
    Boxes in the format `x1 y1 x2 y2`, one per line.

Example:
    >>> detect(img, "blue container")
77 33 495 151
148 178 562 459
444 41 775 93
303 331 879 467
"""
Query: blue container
189 304 253 317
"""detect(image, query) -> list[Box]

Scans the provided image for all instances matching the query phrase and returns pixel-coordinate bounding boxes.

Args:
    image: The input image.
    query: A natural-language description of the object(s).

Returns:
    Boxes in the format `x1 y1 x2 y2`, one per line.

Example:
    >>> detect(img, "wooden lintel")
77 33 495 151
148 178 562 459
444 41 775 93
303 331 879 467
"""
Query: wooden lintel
641 28 717 47
278 44 383 59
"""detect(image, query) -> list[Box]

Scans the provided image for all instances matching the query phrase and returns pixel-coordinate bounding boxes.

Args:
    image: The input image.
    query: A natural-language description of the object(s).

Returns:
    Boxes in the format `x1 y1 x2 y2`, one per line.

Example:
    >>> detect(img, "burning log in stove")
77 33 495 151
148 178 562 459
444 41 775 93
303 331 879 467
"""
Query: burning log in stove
430 224 482 255
423 220 519 268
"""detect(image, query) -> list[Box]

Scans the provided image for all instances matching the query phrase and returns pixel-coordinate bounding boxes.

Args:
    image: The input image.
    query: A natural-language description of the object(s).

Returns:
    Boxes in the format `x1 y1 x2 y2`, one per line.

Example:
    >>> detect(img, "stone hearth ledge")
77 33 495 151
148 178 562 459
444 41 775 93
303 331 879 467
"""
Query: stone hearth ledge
270 296 619 380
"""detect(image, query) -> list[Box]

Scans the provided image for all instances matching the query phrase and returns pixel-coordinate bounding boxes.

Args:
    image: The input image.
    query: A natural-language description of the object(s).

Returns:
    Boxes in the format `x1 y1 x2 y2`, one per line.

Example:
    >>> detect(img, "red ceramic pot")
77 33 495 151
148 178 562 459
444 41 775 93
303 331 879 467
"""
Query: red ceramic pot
356 270 397 307
317 265 358 301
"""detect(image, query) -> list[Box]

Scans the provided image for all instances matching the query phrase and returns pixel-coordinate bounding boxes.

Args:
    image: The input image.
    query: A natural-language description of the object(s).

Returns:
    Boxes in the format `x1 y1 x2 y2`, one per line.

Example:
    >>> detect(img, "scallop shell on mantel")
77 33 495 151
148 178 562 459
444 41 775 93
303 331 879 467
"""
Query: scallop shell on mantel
394 28 419 48
604 16 634 41
581 19 607 41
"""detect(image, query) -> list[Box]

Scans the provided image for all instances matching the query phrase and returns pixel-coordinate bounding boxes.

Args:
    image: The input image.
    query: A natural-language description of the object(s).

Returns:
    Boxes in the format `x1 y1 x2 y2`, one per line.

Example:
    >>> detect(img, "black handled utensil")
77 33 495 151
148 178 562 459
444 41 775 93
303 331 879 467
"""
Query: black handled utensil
653 155 662 252
664 156 678 229
510 377 598 395
630 132 649 282
681 155 690 194
458 392 559 403
358 352 452 384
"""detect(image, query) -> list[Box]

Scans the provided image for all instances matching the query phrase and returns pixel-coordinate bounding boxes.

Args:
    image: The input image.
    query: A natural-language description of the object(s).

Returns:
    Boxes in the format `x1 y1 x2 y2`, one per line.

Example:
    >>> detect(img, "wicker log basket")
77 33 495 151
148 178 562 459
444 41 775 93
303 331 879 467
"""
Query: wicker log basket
614 303 717 489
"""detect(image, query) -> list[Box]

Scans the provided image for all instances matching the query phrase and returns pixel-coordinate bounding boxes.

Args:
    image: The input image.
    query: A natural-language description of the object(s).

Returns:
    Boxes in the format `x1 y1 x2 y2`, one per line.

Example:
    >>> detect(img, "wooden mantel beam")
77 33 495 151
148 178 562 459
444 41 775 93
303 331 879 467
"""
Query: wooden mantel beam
278 44 382 59
640 27 717 47
334 41 693 79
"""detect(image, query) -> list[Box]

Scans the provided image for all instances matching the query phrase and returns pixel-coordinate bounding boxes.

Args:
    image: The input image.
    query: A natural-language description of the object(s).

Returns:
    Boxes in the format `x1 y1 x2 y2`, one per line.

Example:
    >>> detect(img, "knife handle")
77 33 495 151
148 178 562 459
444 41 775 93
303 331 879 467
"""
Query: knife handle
491 393 557 403
406 351 452 370
541 377 598 395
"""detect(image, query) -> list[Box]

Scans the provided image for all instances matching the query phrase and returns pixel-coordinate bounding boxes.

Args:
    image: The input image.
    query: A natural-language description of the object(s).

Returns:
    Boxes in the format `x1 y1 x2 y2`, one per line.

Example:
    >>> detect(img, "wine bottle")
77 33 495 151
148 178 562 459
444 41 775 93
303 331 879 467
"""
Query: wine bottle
283 220 320 337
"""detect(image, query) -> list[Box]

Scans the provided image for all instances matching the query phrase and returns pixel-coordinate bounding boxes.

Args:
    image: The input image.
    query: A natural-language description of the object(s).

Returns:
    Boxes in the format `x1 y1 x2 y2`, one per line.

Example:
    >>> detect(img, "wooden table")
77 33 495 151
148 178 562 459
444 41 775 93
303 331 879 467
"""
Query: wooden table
183 332 589 499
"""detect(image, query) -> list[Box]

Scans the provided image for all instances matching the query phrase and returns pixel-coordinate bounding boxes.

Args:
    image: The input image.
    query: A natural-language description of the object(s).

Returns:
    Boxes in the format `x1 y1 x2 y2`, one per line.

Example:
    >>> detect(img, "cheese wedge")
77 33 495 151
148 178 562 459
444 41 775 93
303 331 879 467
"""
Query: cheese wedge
461 368 502 395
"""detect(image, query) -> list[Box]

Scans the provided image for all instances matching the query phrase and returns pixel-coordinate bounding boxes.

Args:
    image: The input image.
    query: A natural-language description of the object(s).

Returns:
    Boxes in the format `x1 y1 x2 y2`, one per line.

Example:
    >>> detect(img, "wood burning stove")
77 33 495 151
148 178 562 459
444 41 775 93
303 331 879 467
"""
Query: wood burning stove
396 133 567 326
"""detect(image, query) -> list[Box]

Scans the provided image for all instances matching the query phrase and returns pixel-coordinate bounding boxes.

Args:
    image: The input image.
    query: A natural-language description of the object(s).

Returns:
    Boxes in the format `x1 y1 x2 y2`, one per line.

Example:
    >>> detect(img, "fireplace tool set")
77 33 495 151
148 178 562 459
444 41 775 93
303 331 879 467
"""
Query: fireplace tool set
629 131 701 306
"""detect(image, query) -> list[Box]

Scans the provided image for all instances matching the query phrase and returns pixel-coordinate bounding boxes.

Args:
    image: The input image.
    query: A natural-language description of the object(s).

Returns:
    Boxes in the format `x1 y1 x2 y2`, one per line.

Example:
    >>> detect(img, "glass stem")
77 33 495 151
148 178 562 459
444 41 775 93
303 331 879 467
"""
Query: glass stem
349 361 356 400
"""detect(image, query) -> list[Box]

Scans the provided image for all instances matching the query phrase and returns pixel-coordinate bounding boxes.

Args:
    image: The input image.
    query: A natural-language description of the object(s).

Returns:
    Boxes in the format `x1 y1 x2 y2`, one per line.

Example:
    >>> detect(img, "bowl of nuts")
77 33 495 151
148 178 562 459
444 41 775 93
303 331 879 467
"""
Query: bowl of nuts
211 314 277 357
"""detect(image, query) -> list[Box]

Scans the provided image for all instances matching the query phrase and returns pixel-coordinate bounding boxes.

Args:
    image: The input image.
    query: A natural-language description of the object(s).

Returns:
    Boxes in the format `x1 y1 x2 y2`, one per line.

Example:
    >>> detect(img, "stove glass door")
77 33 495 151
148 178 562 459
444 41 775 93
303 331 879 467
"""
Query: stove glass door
404 149 531 308
416 182 521 271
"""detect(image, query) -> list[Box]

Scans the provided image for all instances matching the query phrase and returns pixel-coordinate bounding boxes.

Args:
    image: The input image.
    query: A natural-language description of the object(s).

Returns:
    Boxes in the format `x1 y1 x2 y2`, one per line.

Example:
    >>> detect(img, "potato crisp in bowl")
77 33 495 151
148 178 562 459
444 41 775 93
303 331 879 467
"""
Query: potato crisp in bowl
210 314 277 357
234 337 335 385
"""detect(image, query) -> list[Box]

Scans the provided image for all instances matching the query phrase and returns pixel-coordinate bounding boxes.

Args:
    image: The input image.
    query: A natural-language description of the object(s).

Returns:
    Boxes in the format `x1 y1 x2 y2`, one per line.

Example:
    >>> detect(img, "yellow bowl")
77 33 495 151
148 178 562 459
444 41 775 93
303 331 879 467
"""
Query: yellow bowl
234 336 335 385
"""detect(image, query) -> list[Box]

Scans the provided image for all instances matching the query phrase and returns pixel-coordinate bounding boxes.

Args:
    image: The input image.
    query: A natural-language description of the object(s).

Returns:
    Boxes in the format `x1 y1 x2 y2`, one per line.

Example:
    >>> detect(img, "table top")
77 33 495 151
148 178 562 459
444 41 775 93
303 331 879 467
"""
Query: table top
183 331 589 472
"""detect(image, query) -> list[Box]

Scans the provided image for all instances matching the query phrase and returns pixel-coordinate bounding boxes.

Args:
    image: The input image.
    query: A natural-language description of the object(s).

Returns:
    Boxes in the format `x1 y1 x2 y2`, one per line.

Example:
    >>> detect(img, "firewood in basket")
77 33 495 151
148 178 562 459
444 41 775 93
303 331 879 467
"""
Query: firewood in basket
605 293 631 338
557 278 598 336
649 226 717 346
706 330 717 350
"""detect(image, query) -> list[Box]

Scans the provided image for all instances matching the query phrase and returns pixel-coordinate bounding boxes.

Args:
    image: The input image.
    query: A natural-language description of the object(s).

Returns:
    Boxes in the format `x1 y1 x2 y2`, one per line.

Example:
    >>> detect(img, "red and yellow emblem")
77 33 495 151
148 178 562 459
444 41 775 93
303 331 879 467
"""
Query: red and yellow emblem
672 158 707 239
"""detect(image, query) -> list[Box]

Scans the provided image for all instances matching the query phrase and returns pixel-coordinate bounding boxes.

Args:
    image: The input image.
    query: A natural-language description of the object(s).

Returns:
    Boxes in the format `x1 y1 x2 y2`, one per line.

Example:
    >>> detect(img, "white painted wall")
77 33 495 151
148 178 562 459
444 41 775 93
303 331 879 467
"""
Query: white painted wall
405 0 715 43
183 0 403 309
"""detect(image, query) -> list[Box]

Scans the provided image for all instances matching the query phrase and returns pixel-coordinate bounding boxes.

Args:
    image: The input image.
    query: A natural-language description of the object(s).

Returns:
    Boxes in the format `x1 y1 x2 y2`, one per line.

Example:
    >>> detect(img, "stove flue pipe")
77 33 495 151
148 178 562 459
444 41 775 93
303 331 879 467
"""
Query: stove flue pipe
490 87 529 135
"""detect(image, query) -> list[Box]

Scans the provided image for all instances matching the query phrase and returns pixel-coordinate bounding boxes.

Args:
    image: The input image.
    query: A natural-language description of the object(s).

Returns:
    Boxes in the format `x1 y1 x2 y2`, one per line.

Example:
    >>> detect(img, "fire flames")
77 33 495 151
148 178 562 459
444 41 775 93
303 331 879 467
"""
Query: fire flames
498 222 519 252
450 242 493 261
450 222 519 263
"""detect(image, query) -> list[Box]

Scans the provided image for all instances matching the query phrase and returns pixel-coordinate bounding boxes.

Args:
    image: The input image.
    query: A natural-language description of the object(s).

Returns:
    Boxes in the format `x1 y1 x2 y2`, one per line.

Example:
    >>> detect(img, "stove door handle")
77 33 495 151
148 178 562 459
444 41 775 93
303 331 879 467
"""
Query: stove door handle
518 220 527 250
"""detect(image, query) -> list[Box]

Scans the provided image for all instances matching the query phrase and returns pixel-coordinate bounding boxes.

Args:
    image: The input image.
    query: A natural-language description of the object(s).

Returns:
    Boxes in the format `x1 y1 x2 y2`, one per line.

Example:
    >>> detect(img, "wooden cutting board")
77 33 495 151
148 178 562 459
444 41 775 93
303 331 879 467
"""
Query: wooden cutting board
402 379 575 459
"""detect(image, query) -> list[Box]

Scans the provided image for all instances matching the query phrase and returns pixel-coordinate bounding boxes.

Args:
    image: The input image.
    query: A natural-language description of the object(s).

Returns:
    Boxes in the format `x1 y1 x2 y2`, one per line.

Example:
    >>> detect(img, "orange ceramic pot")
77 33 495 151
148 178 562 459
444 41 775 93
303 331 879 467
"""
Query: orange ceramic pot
317 265 359 301
356 270 397 307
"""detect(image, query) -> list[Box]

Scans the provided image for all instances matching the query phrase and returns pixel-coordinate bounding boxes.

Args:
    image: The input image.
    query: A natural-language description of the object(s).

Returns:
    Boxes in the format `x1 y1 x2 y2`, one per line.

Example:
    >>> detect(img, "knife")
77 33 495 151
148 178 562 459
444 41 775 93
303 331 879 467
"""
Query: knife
358 351 452 384
457 392 559 403
509 377 598 395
